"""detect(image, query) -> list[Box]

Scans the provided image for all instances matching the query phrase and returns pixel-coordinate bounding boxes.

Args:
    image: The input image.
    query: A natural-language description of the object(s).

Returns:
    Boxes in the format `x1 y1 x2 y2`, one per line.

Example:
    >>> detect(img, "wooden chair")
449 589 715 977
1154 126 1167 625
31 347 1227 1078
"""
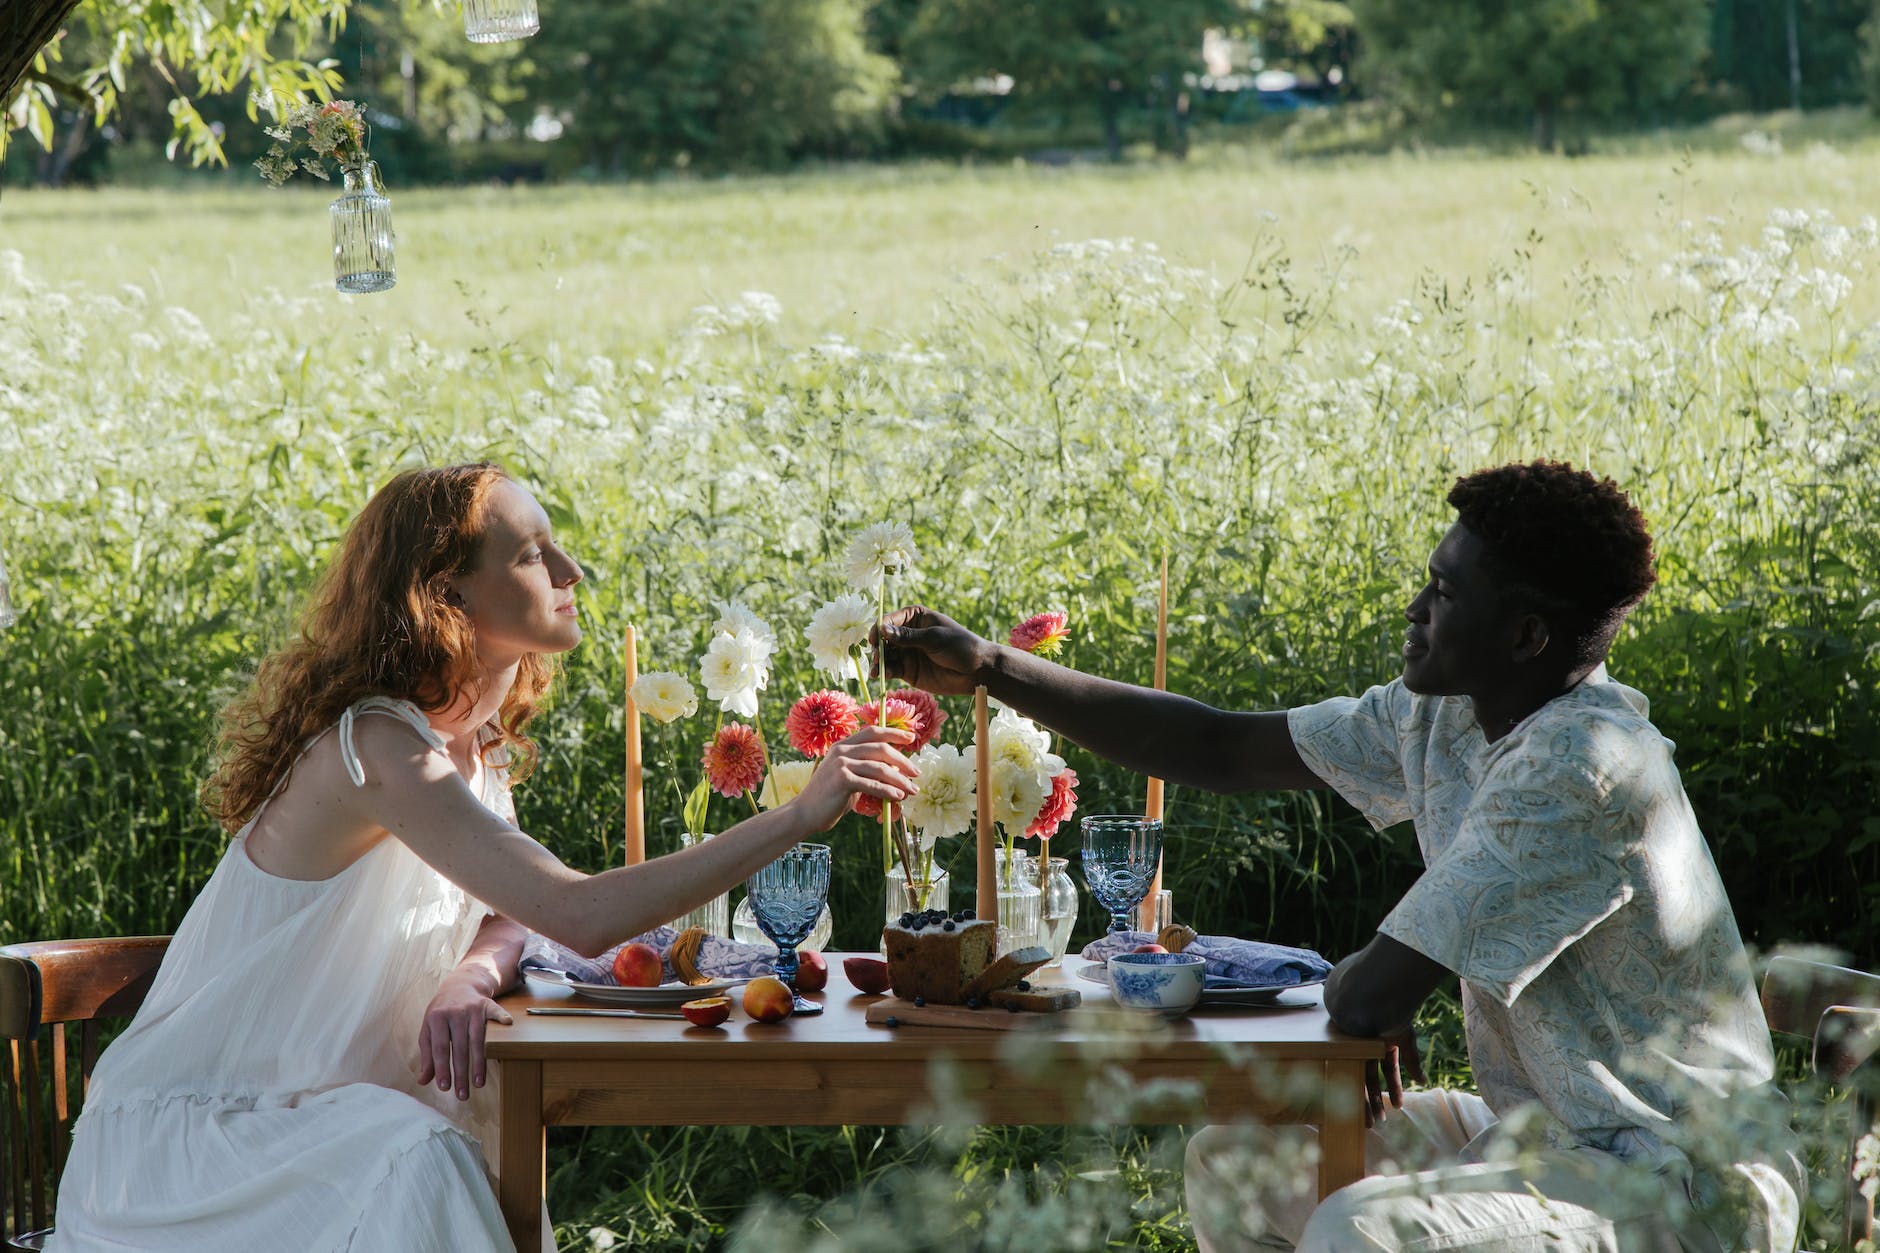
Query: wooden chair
1762 953 1880 1252
1 937 169 1251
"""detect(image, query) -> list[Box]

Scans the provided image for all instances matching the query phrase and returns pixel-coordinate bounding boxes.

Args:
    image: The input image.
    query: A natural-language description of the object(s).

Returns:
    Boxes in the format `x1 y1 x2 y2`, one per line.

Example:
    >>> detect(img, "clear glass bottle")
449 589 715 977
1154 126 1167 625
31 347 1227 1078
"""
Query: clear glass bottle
732 896 832 953
1037 855 1080 968
669 831 730 937
462 0 539 43
331 162 396 295
993 846 1040 954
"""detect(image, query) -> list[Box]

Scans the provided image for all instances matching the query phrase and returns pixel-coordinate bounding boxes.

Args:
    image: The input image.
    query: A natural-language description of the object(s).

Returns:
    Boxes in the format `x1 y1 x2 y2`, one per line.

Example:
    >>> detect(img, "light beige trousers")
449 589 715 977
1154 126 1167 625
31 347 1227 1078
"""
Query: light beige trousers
1183 1089 1781 1253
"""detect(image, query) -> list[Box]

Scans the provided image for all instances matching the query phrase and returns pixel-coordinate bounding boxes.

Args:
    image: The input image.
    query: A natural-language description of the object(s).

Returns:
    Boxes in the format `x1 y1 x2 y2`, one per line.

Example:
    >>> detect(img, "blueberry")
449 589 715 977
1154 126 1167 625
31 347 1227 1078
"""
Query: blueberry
966 997 981 1009
913 996 926 1007
1016 980 1031 992
898 913 914 928
942 920 955 932
1006 1002 1020 1013
910 919 925 931
884 1016 899 1028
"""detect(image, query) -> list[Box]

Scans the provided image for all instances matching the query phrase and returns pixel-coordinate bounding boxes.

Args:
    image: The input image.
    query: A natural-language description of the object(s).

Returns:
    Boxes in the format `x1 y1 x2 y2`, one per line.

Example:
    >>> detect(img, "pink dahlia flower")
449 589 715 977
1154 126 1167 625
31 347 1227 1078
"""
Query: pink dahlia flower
786 689 859 758
886 687 948 752
703 722 768 798
856 695 920 739
1026 767 1080 839
851 792 900 822
1009 611 1070 658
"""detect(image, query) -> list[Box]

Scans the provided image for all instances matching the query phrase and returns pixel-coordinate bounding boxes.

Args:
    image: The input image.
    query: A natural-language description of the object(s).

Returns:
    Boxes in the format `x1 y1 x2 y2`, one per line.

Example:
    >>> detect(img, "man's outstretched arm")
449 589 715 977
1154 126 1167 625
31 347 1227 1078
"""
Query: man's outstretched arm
878 606 1328 794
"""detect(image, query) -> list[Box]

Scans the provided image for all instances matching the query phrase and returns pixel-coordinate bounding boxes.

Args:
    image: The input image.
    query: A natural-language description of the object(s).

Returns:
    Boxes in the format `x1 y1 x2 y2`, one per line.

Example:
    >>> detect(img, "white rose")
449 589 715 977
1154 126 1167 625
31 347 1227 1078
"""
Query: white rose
628 671 698 724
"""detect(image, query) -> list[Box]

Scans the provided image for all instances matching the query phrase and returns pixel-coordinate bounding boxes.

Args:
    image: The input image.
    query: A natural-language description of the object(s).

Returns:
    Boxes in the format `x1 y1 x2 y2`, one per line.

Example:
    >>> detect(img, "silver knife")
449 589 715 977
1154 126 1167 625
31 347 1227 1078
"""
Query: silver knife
525 1006 690 1020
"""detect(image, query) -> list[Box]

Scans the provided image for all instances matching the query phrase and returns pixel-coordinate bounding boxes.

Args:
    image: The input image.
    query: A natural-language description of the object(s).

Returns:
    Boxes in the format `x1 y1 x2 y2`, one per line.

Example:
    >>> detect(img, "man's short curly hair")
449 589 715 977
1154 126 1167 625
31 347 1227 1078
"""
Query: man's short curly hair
1447 460 1657 666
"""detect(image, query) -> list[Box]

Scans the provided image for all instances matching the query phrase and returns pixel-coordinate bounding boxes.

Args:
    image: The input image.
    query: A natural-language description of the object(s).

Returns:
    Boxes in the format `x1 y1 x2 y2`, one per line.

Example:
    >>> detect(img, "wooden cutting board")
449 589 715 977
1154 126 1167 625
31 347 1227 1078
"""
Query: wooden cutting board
863 994 1074 1031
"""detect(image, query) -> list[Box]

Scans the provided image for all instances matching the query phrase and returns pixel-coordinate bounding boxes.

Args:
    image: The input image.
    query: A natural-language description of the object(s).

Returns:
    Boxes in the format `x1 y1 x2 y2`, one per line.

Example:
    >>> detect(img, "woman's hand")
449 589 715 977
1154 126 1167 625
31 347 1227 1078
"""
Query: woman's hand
788 725 919 831
876 606 995 696
417 970 513 1101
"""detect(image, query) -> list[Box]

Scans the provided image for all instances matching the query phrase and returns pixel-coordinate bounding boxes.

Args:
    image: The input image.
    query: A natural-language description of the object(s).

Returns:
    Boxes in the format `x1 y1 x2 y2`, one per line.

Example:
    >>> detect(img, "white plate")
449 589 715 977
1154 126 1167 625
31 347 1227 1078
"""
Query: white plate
523 968 745 1006
1076 964 1324 1005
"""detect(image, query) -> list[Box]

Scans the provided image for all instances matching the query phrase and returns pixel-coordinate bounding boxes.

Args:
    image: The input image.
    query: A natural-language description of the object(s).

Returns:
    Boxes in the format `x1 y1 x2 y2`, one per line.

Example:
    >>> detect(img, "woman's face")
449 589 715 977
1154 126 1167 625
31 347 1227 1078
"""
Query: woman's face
451 480 584 666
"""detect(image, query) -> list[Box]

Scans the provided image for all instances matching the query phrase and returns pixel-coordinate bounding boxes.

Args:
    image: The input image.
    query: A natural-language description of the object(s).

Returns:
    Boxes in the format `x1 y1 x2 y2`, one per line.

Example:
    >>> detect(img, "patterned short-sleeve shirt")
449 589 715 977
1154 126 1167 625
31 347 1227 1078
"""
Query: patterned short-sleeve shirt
1288 671 1781 1170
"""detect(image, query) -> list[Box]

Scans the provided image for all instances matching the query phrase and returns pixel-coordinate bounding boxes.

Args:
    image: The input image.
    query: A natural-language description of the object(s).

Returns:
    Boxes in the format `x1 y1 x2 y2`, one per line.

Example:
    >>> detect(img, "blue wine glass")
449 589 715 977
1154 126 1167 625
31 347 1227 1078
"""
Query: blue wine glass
1080 815 1163 935
746 843 832 1016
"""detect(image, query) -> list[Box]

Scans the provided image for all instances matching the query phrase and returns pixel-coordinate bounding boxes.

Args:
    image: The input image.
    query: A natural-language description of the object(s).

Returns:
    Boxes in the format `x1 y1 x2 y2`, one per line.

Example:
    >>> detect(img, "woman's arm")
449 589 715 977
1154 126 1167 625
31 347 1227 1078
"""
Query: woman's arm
351 719 918 957
417 912 529 1100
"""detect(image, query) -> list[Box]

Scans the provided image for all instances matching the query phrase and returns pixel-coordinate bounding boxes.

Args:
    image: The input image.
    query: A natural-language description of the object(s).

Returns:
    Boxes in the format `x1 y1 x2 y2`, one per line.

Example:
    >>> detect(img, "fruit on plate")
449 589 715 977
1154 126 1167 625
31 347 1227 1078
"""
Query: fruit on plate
794 949 828 993
843 956 891 995
743 976 794 1023
1132 943 1169 955
612 941 663 987
680 996 732 1027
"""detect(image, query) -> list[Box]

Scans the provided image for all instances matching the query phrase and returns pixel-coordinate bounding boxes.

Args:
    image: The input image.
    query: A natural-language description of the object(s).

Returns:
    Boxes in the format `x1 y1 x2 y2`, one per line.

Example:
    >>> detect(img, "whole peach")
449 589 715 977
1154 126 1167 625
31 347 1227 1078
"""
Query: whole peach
1132 943 1169 955
611 942 663 988
742 976 794 1023
794 949 829 993
843 956 891 995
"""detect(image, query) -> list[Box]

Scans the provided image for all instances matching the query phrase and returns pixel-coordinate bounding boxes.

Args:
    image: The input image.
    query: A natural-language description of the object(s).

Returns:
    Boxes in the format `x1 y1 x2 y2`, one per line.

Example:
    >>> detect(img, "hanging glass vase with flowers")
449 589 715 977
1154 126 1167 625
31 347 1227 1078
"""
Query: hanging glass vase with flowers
255 100 396 294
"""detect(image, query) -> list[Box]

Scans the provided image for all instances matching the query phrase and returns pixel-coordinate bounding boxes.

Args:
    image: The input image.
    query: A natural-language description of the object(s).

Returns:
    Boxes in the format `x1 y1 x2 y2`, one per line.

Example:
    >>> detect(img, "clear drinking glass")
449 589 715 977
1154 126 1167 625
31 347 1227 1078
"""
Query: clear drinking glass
462 0 539 43
331 162 396 294
1080 815 1163 934
746 843 832 1016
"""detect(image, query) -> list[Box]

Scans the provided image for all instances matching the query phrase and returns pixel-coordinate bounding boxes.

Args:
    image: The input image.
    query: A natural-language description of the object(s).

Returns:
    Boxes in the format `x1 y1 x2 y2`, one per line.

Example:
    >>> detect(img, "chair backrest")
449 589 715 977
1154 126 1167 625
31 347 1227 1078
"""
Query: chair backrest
1761 954 1880 1252
0 937 169 1251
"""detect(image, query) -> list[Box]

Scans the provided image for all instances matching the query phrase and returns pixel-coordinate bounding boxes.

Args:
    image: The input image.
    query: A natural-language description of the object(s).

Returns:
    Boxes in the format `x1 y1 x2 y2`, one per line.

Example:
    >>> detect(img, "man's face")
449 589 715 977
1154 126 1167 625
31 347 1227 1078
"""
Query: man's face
1401 523 1521 697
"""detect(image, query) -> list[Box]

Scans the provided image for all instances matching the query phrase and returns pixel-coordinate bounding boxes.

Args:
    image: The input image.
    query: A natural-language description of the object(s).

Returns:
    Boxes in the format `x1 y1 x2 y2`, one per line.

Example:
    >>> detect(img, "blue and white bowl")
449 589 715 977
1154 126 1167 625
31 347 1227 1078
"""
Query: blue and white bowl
1106 951 1206 1016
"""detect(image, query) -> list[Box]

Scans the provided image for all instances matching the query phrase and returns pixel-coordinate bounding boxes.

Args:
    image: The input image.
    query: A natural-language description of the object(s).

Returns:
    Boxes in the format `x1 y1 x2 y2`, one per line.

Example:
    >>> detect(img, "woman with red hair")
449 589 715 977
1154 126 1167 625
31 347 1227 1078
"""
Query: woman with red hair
48 464 918 1252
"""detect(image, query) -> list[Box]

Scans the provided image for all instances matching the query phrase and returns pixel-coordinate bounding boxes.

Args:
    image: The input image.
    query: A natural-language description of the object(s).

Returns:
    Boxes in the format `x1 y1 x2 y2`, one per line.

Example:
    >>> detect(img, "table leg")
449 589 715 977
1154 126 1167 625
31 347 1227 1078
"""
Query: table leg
498 1058 545 1252
1317 1059 1367 1201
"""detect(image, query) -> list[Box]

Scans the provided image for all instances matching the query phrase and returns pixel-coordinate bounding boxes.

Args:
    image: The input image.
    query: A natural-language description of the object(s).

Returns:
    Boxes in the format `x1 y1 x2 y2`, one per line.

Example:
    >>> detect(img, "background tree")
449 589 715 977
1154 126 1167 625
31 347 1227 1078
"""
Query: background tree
1349 0 1710 150
1708 0 1872 111
518 0 897 173
903 0 1238 160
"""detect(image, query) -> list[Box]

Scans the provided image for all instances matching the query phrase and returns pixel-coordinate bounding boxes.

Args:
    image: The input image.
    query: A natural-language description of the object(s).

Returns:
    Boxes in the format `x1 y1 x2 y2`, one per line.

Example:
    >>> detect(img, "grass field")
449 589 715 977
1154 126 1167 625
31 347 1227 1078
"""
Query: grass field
4 125 1879 1247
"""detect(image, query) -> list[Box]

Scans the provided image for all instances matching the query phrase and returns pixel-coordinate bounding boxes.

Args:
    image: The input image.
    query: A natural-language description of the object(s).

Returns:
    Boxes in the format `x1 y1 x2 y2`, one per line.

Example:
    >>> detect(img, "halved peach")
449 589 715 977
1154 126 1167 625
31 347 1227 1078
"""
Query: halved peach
680 996 732 1027
843 956 890 995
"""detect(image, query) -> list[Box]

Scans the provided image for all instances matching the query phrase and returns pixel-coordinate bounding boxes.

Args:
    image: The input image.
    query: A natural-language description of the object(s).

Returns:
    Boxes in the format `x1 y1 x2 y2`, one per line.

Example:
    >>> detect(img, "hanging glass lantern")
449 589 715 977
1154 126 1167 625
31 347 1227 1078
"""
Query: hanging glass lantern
463 0 539 43
331 161 396 295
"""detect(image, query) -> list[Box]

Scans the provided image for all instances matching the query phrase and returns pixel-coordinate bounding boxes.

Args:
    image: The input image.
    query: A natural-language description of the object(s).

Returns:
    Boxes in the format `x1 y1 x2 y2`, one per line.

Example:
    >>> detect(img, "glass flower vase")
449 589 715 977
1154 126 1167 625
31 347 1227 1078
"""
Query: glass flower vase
1037 855 1079 968
885 865 950 921
331 161 396 295
669 831 730 937
0 548 16 629
732 895 831 952
993 847 1040 955
462 0 539 42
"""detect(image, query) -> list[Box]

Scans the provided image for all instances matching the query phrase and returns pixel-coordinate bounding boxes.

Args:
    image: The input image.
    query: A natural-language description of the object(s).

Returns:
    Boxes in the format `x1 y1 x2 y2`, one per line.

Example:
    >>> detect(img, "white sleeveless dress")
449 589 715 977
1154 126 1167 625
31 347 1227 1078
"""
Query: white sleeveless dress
49 698 526 1253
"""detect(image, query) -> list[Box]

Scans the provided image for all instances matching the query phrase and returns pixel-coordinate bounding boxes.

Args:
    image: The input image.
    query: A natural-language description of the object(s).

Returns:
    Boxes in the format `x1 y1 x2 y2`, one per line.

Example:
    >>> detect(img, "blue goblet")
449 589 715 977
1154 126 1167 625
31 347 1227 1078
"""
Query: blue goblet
745 843 832 1016
1080 815 1164 935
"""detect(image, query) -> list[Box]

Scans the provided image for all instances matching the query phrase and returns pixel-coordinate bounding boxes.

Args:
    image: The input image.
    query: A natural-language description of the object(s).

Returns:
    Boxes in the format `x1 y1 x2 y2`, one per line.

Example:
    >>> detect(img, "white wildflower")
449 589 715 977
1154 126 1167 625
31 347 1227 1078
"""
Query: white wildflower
628 671 698 724
987 757 1049 836
845 521 919 590
711 599 776 650
757 760 815 810
804 592 875 677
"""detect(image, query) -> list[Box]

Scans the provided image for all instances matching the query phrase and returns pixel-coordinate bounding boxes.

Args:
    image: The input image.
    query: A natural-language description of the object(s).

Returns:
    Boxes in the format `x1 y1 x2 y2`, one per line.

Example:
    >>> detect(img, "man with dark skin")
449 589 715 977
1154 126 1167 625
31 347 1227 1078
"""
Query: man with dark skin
878 461 1797 1252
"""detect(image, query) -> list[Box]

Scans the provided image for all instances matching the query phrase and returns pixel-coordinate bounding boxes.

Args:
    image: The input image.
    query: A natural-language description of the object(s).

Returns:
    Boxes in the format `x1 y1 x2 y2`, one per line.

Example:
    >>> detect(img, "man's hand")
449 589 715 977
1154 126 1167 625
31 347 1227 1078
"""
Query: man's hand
417 970 513 1101
875 606 994 696
1363 1027 1426 1128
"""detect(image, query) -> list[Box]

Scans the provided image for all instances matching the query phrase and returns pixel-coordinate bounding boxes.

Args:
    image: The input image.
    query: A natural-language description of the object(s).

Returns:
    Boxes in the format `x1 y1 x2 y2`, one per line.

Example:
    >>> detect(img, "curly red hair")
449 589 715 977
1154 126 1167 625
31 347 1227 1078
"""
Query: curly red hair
201 463 556 832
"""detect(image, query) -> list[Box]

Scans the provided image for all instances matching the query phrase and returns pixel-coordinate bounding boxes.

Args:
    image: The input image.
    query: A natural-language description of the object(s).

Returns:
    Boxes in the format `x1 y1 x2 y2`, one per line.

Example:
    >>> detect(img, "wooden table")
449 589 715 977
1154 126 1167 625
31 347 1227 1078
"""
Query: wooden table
488 955 1386 1251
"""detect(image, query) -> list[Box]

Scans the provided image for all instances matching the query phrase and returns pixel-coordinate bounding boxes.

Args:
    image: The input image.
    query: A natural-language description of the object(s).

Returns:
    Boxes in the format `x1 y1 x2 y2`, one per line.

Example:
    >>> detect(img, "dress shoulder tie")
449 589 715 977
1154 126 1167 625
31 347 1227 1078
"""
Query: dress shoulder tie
337 697 448 788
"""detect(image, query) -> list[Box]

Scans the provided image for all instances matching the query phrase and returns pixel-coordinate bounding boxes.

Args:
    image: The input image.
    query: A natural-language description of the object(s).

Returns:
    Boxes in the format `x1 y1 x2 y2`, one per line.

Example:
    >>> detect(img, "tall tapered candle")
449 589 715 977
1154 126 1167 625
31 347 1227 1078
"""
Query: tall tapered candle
623 623 646 867
975 685 995 922
1139 553 1168 931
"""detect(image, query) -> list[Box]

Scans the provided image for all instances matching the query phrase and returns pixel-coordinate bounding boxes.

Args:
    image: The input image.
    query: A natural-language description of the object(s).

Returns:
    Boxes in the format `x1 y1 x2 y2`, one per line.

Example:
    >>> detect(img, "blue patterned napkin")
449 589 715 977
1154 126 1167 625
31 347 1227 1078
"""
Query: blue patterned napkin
1080 932 1331 988
521 926 779 985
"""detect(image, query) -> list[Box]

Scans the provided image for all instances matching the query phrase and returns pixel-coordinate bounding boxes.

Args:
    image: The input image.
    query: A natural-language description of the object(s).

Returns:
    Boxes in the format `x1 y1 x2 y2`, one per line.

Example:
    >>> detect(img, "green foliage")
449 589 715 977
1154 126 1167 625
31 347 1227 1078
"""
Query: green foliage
517 0 899 173
904 0 1238 154
1350 0 1711 147
1708 0 1874 112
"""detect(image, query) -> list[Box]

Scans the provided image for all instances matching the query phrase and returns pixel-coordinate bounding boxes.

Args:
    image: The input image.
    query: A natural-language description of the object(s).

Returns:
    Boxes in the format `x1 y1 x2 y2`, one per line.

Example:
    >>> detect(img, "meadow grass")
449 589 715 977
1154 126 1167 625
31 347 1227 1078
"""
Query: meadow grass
2 137 1878 1247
